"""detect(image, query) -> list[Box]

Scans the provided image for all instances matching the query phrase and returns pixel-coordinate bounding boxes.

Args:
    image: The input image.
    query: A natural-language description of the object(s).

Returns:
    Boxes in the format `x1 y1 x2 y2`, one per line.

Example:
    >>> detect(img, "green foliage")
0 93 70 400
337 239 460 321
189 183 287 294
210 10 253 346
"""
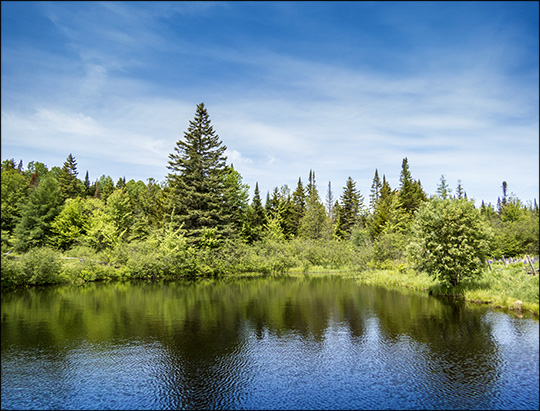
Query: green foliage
338 176 364 238
58 154 82 200
436 174 451 200
298 170 332 240
490 210 539 258
167 103 232 245
19 247 64 286
13 174 63 252
50 197 91 249
82 199 118 250
242 182 267 243
97 175 115 201
1 167 29 249
408 198 493 287
398 157 427 216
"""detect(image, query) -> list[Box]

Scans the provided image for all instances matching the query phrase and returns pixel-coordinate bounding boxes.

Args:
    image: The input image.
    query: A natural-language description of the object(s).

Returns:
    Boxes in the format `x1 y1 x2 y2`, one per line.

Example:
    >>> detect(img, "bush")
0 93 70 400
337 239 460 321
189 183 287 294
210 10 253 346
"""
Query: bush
19 247 65 286
1 254 24 288
408 198 492 287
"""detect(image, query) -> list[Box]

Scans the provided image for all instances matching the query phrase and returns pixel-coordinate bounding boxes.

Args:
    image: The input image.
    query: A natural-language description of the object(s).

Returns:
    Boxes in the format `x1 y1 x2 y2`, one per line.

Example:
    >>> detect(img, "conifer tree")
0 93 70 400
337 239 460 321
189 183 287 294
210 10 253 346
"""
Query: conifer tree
14 174 63 251
222 165 250 236
369 175 393 238
436 174 451 199
166 102 231 245
325 181 335 222
252 182 267 228
83 171 91 197
456 179 465 199
338 176 363 238
266 187 282 220
299 170 332 240
370 169 382 212
58 153 81 201
244 182 267 243
290 178 306 237
398 157 426 215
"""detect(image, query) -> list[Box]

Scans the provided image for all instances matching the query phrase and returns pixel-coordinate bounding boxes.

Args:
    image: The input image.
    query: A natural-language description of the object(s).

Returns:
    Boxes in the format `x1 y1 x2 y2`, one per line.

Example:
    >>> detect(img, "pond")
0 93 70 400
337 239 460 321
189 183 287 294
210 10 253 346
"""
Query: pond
1 275 538 410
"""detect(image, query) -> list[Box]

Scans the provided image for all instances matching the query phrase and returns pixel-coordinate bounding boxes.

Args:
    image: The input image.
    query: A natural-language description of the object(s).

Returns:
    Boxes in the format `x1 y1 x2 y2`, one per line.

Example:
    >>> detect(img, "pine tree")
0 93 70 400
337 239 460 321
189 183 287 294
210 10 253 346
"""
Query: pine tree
14 174 63 251
252 182 267 228
222 165 250 236
338 176 363 238
83 171 91 197
58 154 81 201
266 187 282 220
398 157 426 215
299 170 332 240
166 102 230 245
325 181 335 222
436 174 451 200
116 176 126 189
370 169 382 212
369 175 392 238
456 179 465 199
290 177 306 237
244 182 267 243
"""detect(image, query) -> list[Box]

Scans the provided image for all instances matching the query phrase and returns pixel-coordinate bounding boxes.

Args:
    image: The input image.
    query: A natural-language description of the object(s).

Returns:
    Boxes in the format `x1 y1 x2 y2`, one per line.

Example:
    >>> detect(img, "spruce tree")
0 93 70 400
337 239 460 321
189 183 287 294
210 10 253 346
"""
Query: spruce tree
166 102 230 245
58 153 81 201
369 175 393 238
338 176 363 238
370 169 382 212
299 170 332 240
245 182 267 242
290 177 306 237
398 157 426 215
14 174 63 251
83 171 91 197
436 174 451 199
456 179 465 199
325 181 335 222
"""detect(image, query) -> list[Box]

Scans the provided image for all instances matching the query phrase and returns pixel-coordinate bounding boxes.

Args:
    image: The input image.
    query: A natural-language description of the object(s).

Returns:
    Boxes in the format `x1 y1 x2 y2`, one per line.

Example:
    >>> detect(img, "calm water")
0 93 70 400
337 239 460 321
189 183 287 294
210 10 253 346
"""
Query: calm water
1 275 538 410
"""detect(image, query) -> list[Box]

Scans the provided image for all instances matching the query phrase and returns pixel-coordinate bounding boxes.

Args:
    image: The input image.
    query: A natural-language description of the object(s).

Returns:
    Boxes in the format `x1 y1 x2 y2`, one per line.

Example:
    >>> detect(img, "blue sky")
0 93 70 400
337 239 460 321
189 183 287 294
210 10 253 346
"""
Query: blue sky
2 1 538 207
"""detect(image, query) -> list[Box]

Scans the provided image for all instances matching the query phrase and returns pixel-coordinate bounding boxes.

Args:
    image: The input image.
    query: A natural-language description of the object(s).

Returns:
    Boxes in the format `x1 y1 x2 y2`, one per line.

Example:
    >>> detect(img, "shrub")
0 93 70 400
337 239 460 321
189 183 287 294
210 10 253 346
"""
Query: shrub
1 254 24 288
19 247 65 286
408 198 492 287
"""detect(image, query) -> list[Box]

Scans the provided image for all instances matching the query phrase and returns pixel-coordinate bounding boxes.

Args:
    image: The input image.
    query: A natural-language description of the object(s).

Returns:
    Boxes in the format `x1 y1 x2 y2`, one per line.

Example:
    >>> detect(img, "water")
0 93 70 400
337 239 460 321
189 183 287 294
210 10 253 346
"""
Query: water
1 275 538 410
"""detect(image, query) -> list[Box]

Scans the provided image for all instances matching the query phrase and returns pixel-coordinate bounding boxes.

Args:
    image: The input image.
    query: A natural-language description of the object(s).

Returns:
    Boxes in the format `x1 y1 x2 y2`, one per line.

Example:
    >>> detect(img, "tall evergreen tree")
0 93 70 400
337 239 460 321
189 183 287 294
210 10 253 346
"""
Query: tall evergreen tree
369 175 393 238
58 153 81 201
266 187 282 220
398 157 426 215
370 169 382 212
325 181 335 222
252 182 267 228
455 179 465 199
14 174 63 251
436 174 451 199
244 182 267 243
83 171 91 197
338 176 363 238
222 165 250 236
290 178 306 236
166 102 231 245
299 170 332 240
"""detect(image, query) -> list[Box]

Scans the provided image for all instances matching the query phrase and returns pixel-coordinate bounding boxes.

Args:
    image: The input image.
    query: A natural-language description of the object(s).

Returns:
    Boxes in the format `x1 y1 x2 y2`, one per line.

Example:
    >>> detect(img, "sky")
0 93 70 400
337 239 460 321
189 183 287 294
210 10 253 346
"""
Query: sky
2 1 538 207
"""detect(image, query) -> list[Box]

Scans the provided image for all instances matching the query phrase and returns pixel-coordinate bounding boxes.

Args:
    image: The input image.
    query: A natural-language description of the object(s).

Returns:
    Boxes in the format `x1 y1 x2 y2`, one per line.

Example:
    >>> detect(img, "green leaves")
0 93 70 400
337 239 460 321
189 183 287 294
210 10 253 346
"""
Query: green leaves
408 198 493 287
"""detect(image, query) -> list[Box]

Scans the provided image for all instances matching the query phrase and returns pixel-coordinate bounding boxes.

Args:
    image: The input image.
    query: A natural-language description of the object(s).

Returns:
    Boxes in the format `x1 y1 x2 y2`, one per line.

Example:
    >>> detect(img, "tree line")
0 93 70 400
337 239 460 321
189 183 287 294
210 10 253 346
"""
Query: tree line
2 103 538 287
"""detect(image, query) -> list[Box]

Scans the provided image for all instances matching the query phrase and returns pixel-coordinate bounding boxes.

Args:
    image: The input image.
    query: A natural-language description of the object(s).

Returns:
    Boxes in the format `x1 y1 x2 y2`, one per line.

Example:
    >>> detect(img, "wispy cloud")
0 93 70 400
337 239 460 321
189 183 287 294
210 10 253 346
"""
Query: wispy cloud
1 1 538 205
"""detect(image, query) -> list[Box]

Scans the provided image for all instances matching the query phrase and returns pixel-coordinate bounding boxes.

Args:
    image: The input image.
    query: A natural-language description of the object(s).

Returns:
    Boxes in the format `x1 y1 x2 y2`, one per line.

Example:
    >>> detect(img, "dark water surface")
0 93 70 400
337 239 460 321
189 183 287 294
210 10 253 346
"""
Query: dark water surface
1 275 538 410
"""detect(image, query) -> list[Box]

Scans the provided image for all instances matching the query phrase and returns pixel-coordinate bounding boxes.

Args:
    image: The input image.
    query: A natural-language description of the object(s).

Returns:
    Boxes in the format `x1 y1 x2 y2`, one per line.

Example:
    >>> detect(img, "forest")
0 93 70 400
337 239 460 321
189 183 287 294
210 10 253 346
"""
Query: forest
1 103 539 292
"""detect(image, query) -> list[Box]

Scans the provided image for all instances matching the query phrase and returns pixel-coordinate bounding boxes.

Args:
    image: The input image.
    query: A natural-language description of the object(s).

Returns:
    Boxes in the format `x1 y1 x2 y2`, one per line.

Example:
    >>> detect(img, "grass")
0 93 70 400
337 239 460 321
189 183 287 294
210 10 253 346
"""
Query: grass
343 261 538 316
462 265 539 315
